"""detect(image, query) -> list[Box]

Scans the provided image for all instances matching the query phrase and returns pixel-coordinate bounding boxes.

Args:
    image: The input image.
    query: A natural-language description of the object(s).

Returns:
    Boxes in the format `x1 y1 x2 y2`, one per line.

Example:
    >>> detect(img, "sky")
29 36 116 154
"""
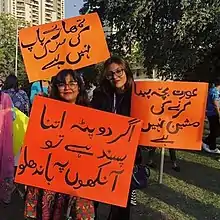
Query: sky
65 0 84 18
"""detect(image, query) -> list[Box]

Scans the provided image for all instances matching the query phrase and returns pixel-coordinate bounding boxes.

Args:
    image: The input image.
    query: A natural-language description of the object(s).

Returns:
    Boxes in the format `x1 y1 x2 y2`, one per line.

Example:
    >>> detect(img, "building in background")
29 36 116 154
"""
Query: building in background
0 0 64 25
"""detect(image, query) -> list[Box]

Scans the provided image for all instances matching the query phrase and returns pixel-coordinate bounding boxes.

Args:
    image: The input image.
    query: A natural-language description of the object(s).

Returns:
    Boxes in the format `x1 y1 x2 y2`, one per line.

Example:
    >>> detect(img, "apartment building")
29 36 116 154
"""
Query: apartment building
0 0 64 25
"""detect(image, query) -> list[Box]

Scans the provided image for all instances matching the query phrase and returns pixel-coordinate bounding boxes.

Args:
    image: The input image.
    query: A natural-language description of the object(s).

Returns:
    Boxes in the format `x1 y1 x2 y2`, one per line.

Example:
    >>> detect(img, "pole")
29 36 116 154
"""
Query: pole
85 6 91 14
15 20 18 77
158 148 165 184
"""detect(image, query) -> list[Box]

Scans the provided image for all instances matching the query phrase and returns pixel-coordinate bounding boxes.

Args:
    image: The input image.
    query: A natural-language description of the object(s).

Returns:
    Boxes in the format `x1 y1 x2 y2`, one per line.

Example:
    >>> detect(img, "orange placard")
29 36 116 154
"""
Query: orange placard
131 80 208 150
15 96 142 207
19 13 110 82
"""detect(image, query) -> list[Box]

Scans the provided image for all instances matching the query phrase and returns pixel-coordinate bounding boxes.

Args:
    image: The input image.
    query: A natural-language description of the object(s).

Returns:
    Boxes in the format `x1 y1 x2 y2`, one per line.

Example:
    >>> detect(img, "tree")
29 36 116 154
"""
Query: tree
80 0 220 80
0 13 26 84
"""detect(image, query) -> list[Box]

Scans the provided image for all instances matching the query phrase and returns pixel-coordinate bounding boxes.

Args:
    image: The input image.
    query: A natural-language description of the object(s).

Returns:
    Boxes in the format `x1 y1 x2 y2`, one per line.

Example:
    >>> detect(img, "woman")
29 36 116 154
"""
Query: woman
24 69 94 220
0 91 15 204
30 80 50 104
3 75 30 116
91 56 141 220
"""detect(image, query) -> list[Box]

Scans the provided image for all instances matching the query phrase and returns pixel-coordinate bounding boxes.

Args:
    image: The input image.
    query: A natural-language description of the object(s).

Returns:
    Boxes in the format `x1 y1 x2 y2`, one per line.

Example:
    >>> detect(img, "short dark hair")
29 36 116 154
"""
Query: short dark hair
3 75 18 90
50 69 89 106
100 56 133 93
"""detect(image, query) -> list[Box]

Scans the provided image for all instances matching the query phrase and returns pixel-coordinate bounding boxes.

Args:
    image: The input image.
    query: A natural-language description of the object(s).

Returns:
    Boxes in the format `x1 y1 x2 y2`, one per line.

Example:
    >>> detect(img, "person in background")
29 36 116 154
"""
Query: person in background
3 75 30 116
203 79 220 154
92 56 142 220
30 80 49 104
0 91 14 204
24 69 94 220
147 147 180 172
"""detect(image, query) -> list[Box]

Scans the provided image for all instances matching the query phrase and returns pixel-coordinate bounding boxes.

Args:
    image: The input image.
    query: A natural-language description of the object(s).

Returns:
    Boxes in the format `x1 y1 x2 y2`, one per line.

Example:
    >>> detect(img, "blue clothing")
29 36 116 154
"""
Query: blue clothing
206 87 220 116
4 88 30 115
30 81 48 104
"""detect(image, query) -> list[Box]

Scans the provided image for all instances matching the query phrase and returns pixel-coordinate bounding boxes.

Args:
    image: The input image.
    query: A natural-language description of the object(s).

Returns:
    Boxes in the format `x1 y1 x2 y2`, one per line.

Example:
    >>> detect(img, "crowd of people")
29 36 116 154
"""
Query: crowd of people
0 55 219 220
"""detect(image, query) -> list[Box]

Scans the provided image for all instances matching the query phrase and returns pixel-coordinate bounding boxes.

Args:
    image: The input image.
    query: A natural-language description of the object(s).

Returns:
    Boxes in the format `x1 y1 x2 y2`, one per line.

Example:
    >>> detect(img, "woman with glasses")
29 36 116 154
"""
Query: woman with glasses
91 56 142 220
24 69 93 220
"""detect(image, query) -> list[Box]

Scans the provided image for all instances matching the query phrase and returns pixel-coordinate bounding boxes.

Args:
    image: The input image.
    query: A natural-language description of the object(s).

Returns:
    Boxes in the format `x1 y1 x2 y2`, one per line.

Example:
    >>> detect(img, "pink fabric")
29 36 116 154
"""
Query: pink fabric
0 92 14 199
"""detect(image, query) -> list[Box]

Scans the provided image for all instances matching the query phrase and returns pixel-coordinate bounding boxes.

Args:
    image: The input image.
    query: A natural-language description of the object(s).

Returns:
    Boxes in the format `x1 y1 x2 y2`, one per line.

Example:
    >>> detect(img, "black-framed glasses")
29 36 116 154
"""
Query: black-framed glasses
57 81 78 90
106 68 124 80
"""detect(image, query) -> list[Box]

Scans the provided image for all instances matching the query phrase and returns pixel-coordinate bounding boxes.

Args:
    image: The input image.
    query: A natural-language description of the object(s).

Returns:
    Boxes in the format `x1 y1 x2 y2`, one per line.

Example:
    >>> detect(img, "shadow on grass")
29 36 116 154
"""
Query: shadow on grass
97 202 170 220
141 149 220 196
143 184 220 220
163 154 220 196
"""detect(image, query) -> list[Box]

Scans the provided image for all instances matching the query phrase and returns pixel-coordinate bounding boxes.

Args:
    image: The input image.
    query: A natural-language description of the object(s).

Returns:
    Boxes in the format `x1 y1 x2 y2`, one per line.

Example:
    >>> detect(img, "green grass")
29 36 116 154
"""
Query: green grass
132 149 220 220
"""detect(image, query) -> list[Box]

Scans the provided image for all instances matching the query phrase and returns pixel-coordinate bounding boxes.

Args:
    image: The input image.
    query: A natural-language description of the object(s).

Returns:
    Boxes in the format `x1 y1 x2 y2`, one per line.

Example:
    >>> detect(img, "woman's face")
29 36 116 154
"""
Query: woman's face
106 63 127 90
57 74 79 103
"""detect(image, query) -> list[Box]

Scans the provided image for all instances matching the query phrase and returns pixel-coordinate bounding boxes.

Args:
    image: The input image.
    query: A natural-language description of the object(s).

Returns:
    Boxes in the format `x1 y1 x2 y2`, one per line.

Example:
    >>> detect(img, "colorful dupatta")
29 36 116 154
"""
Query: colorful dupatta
0 92 14 202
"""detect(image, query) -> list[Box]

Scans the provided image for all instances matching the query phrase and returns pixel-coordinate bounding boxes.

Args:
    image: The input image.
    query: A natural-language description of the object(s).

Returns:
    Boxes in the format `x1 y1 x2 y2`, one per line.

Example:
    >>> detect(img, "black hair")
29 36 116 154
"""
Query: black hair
50 69 89 106
3 75 18 91
100 55 133 93
214 77 220 87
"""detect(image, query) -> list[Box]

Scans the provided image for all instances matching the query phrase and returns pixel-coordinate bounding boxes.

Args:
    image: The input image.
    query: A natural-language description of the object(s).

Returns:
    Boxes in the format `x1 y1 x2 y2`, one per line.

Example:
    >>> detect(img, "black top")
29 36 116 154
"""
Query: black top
91 87 132 116
91 86 142 165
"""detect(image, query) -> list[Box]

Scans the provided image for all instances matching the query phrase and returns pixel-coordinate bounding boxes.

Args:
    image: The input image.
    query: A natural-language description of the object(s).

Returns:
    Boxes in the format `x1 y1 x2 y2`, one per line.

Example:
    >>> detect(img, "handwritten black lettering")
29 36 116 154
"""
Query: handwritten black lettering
134 82 152 98
65 144 93 156
166 121 181 134
96 127 113 136
151 87 169 100
49 39 66 53
66 44 91 65
107 119 140 144
109 169 125 192
61 20 79 34
172 101 191 119
71 123 95 133
142 118 165 133
97 150 127 162
150 100 172 115
36 28 45 46
173 88 198 99
69 26 90 48
18 146 37 175
21 38 37 52
41 135 64 149
43 24 60 34
77 18 86 28
44 153 54 184
50 29 62 41
53 161 69 173
65 167 108 189
40 105 66 129
42 54 65 70
151 135 174 144
34 39 51 60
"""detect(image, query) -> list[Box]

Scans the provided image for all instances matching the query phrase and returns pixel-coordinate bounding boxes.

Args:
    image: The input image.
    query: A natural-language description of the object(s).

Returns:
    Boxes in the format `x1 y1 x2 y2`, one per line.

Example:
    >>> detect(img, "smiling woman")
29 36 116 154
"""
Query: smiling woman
23 69 94 220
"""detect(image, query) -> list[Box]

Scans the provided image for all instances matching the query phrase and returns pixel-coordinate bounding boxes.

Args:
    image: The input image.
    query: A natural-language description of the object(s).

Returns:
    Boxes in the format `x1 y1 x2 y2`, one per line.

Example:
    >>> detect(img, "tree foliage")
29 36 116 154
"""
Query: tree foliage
80 0 220 80
0 13 26 83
